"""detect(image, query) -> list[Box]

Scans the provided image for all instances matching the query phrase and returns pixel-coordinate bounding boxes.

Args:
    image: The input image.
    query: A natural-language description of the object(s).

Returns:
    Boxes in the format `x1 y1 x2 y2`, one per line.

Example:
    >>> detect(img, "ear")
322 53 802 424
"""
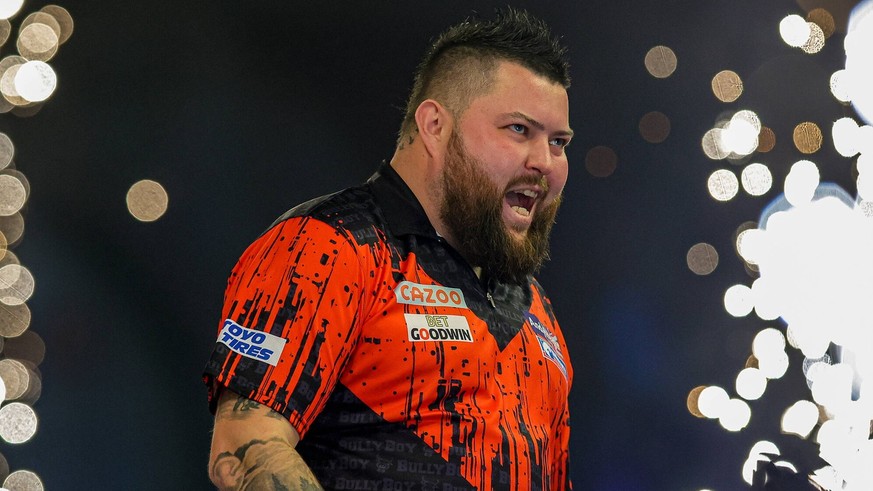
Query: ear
414 99 453 160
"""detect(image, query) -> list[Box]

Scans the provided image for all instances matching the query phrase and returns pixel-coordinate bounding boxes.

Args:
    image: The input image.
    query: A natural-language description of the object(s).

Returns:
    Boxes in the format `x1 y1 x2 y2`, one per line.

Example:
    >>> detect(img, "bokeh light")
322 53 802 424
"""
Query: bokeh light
829 70 852 103
698 385 729 419
719 398 752 432
0 174 25 216
724 284 753 317
0 1 23 21
800 22 826 54
793 121 823 154
638 111 670 143
741 163 773 196
584 146 617 177
644 45 677 78
687 242 719 276
126 179 169 222
807 8 836 39
707 169 739 202
736 367 767 400
711 70 743 103
846 0 873 124
13 61 56 102
687 386 706 418
2 469 42 490
40 5 73 45
757 126 776 153
780 14 811 47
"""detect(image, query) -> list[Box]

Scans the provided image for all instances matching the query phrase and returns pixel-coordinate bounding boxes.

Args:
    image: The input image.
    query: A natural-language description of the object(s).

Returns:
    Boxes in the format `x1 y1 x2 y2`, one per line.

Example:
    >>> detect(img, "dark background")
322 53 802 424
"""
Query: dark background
0 0 864 489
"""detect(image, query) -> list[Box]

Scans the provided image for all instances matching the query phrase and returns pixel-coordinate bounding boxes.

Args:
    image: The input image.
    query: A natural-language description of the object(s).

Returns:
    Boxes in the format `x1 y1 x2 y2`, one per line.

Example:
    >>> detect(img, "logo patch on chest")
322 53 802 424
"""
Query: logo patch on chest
404 313 473 342
525 312 568 380
395 281 468 308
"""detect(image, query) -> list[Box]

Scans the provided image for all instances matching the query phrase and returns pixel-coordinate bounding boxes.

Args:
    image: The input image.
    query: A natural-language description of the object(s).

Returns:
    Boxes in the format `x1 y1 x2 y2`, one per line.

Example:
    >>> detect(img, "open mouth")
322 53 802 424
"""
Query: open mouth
506 189 538 217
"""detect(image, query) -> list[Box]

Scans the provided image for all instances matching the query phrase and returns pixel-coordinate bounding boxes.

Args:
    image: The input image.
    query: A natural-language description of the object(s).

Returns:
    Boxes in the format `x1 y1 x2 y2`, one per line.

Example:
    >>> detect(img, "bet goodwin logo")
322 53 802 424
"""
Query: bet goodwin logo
218 319 287 366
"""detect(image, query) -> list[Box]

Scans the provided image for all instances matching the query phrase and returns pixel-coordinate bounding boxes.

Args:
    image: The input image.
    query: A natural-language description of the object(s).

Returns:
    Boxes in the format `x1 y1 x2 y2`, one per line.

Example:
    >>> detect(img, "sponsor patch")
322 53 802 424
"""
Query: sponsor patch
525 312 568 380
404 313 473 342
395 281 467 308
218 319 287 366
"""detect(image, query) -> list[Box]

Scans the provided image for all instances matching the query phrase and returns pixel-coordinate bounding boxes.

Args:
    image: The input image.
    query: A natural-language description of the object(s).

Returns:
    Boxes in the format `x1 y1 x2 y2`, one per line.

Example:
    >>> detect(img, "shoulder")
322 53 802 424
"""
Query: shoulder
260 182 388 246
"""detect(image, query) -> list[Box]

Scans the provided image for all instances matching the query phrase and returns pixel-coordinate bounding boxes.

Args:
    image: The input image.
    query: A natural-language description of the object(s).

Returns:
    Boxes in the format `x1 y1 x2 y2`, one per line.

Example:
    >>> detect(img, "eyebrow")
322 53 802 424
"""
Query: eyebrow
505 111 574 138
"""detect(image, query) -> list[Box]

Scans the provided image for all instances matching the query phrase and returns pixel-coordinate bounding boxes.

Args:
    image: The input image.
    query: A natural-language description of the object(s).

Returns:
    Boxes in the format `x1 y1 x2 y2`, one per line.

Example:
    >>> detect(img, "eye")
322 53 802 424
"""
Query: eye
508 123 527 134
549 137 570 148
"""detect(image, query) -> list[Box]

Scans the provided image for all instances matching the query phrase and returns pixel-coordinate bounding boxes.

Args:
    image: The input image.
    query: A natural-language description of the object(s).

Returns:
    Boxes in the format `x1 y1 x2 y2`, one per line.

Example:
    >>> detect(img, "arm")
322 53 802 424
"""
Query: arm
209 389 323 491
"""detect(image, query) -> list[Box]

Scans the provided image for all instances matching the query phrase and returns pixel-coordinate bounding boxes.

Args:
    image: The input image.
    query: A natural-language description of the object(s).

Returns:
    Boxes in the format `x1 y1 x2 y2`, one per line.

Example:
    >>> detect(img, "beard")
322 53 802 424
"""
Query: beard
438 130 562 284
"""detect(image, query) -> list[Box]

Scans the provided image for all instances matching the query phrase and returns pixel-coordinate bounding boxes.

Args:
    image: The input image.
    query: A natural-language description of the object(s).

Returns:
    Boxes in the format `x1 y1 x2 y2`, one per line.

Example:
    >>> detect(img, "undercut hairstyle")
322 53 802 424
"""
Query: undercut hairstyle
397 7 571 146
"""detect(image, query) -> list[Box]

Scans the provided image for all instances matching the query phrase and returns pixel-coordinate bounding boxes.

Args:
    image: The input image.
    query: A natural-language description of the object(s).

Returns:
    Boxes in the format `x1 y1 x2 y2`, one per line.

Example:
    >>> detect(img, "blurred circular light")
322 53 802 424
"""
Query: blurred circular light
741 163 773 196
0 264 34 305
687 242 719 276
0 19 10 47
846 2 873 124
793 122 823 154
808 8 836 38
0 1 23 21
13 61 56 103
0 174 25 216
0 302 29 337
759 350 790 380
644 45 677 79
0 132 13 169
638 111 671 143
708 169 739 202
784 160 820 206
719 398 752 432
698 385 729 419
736 227 764 265
801 22 826 54
722 117 759 156
2 469 42 490
749 440 780 458
743 454 771 486
753 327 786 359
781 400 819 438
40 5 74 45
0 62 26 106
736 367 768 400
16 23 58 62
687 385 706 418
780 14 811 47
584 146 617 178
0 403 36 442
830 70 852 103
757 126 776 153
711 70 743 103
702 128 730 160
724 284 754 317
832 117 861 157
127 180 169 222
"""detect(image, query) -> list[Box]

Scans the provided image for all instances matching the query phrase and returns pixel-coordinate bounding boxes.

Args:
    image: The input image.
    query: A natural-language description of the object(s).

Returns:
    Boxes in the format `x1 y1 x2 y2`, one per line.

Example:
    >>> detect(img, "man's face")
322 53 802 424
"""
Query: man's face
438 61 572 282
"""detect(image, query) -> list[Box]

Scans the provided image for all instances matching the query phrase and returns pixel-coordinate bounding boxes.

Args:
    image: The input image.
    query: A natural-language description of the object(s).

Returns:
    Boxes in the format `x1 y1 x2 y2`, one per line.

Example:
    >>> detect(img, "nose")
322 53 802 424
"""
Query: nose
525 137 556 176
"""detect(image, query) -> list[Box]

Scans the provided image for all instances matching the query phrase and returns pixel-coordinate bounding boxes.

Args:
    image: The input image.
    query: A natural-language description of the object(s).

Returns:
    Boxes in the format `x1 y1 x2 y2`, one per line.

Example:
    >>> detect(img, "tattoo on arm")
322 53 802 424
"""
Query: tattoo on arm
210 437 324 490
217 394 287 421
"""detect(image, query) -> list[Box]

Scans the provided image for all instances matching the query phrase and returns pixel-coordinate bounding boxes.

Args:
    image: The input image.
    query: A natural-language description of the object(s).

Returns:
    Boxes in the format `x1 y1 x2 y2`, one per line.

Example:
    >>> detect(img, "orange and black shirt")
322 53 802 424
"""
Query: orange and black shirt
203 163 573 490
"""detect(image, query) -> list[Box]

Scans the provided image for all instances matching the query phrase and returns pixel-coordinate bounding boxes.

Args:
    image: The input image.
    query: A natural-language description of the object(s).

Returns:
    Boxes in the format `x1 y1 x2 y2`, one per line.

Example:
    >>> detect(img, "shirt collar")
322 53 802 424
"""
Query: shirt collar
367 161 440 239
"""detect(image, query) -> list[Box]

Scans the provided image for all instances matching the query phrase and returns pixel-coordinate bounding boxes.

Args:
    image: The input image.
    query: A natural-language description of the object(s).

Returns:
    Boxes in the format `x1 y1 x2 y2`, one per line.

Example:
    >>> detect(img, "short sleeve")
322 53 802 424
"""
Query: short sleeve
203 216 364 438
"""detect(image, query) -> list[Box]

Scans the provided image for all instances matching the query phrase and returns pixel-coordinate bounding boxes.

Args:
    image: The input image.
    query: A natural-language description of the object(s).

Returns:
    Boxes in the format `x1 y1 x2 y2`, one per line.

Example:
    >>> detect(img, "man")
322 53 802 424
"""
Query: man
204 7 574 490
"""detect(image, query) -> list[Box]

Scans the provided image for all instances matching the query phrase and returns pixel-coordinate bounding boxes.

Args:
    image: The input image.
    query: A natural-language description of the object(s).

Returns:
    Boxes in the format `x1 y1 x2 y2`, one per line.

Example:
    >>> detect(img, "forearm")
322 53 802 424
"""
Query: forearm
210 390 323 490
210 437 323 490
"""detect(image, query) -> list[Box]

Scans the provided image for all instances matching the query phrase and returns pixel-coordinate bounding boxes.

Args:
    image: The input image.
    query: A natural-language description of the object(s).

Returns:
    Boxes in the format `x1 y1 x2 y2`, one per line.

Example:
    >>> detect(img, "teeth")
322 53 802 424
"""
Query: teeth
511 205 531 217
520 190 538 198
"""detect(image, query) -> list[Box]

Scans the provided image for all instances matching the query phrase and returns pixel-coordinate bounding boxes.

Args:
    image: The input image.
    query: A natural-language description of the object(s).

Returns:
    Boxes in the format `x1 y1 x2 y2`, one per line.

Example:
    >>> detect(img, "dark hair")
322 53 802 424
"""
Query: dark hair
397 7 570 144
